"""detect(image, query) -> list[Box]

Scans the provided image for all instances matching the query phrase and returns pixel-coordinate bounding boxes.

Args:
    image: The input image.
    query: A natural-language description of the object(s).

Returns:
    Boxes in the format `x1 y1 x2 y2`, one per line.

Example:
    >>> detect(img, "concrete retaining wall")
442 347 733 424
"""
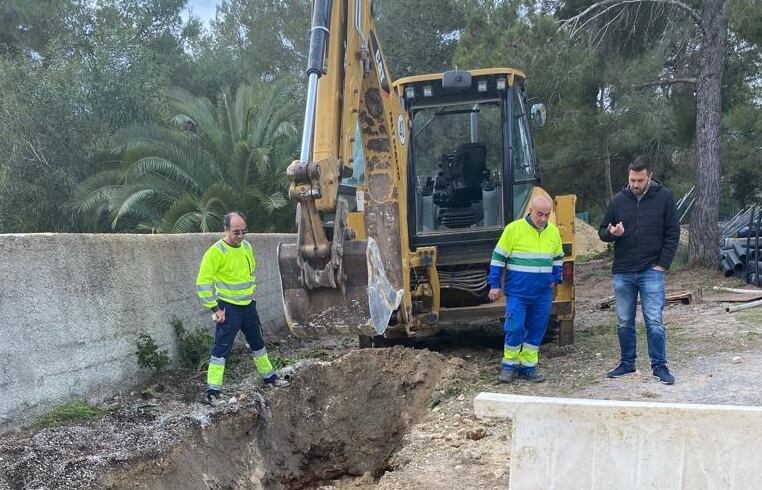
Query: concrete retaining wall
0 232 295 430
474 393 762 489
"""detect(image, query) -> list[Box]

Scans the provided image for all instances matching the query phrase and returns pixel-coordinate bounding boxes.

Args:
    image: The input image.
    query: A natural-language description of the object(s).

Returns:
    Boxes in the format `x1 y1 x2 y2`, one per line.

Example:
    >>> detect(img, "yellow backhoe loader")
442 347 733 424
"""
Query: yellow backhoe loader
278 0 576 345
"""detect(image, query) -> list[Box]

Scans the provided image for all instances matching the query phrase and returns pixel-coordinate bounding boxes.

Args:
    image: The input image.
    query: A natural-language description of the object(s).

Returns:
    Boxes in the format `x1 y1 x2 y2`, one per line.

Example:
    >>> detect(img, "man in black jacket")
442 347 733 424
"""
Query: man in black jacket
599 156 680 384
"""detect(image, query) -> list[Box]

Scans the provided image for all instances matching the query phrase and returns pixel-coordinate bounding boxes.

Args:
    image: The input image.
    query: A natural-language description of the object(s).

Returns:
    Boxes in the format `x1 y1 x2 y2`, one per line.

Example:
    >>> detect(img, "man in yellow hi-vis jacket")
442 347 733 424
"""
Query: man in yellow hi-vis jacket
196 211 288 406
488 196 564 384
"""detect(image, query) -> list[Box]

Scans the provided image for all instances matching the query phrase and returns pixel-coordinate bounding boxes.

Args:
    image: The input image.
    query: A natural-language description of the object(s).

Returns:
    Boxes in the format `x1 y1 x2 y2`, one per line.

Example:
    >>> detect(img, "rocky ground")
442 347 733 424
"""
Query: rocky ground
1 258 761 489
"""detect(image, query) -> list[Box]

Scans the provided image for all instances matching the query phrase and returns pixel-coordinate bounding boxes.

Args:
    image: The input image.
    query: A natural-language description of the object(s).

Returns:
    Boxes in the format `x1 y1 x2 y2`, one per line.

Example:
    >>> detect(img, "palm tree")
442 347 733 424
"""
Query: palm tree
73 80 300 232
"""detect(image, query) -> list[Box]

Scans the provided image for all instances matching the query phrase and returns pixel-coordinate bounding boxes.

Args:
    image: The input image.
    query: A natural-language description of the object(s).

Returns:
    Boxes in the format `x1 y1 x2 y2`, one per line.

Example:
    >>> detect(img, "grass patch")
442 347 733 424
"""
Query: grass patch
31 400 105 429
738 309 762 325
576 248 612 263
428 384 465 409
301 347 331 360
269 353 292 370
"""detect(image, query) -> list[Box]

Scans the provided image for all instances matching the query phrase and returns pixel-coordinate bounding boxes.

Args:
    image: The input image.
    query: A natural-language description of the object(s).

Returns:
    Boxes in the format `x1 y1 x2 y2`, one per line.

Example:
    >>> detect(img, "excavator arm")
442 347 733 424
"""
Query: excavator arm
278 0 405 336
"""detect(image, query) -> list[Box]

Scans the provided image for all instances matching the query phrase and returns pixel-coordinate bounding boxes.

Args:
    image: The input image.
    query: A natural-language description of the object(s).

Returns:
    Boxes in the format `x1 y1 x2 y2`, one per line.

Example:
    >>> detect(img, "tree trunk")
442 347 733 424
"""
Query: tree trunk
689 0 726 266
603 131 613 200
600 88 613 200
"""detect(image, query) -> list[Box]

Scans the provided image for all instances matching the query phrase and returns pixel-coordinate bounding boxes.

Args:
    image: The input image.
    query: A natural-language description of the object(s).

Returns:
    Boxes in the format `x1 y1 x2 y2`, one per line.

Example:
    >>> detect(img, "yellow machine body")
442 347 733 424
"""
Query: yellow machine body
278 0 576 343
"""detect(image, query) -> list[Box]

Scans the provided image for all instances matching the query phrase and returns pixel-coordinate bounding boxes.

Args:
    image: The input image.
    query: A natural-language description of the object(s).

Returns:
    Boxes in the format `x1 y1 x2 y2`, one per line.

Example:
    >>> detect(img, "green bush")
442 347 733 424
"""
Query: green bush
136 334 170 372
173 319 213 372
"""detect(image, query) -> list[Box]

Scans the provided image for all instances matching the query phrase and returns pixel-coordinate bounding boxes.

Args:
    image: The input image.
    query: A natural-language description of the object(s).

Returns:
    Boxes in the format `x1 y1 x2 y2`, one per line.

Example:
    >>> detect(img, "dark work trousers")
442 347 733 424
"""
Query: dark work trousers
211 300 265 358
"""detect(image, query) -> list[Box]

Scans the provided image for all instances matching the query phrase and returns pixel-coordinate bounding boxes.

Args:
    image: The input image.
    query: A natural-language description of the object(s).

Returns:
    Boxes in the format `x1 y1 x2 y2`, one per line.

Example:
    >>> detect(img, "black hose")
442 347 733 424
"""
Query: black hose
745 206 755 283
306 0 332 76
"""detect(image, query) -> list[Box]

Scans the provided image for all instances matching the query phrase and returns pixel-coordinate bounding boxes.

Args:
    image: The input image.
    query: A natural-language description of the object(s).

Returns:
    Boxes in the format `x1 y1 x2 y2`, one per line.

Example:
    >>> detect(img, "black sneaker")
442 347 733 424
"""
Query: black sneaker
653 365 675 385
518 370 546 383
607 364 637 378
497 368 516 383
205 390 225 407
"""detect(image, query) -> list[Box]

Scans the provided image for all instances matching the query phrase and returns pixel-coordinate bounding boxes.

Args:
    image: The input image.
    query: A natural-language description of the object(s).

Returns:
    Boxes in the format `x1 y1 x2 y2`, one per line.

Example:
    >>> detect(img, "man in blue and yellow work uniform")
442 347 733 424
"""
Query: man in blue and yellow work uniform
196 211 288 407
488 195 564 383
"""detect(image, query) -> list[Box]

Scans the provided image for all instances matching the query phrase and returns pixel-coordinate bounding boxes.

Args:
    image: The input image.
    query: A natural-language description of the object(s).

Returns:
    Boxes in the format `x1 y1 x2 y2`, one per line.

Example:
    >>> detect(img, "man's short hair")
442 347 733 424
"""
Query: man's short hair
628 156 652 173
223 211 247 229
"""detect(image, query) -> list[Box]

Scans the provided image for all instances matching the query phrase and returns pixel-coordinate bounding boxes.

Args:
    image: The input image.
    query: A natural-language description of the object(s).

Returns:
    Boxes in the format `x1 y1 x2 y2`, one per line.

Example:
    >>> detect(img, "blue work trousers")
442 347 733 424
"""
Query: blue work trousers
501 291 552 374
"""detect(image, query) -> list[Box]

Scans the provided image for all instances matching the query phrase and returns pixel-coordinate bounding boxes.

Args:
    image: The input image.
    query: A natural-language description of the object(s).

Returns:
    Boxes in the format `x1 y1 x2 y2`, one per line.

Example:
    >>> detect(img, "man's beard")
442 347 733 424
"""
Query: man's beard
630 181 650 195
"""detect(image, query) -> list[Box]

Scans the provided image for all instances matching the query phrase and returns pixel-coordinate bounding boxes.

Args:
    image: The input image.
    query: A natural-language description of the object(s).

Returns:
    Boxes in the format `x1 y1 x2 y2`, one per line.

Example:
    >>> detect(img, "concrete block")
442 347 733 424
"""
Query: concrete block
474 393 762 490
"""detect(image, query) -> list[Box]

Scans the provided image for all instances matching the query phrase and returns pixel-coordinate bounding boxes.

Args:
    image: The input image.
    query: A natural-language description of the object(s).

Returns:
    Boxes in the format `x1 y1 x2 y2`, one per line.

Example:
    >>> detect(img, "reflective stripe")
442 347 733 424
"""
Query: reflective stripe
207 359 225 388
196 284 214 292
198 293 217 308
508 257 553 267
518 344 539 367
494 245 509 257
252 347 267 358
501 359 519 367
512 252 553 259
552 254 564 261
553 261 563 266
217 292 254 302
491 251 508 263
253 352 274 379
506 264 553 273
503 344 520 365
215 241 227 253
490 259 506 267
207 383 221 390
215 280 254 290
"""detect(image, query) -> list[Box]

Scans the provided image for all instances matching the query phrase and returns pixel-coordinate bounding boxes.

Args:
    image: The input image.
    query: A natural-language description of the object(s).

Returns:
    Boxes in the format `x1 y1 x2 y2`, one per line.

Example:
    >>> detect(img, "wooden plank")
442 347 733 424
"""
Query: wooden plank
597 290 697 309
705 292 762 303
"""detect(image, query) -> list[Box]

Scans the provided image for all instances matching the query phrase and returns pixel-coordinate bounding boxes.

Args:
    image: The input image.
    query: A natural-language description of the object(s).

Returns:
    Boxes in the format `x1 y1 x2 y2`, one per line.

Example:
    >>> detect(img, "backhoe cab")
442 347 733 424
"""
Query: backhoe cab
278 0 575 343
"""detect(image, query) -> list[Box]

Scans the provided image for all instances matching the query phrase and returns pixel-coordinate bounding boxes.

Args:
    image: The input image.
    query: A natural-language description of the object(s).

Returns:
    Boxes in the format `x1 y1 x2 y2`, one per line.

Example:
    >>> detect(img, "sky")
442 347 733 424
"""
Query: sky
184 0 219 25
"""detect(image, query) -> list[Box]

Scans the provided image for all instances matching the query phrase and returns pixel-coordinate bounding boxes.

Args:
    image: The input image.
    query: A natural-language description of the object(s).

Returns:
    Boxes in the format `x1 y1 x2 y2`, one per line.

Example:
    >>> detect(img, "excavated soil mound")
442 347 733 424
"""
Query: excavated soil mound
0 347 455 490
575 217 608 257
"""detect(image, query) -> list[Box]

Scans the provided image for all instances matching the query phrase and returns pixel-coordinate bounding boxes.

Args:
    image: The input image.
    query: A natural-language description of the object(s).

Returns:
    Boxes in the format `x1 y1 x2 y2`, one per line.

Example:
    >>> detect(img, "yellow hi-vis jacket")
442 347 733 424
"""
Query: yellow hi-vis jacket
196 239 257 310
488 217 564 298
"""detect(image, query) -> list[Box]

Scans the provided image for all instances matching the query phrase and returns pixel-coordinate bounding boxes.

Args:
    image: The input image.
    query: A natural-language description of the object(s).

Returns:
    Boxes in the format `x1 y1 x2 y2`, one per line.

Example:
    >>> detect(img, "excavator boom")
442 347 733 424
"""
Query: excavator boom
278 0 404 336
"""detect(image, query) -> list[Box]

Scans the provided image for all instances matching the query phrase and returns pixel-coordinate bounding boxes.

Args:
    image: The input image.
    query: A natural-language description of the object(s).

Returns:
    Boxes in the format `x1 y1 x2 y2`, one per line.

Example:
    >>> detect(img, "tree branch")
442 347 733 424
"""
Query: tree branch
631 77 697 88
560 0 701 36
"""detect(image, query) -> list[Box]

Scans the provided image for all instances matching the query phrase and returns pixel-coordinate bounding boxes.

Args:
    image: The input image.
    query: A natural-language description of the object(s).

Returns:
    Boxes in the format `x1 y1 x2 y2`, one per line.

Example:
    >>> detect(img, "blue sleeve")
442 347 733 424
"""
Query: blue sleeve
488 264 504 289
552 265 563 284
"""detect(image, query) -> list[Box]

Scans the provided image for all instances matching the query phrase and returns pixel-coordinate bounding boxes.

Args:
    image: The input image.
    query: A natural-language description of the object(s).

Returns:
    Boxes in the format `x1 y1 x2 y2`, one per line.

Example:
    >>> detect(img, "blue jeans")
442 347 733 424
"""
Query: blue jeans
613 269 667 369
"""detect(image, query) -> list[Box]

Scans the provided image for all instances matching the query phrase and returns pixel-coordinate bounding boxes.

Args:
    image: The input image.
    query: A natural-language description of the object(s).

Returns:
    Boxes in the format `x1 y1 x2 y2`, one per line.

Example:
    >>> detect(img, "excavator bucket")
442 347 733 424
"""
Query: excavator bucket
278 237 403 337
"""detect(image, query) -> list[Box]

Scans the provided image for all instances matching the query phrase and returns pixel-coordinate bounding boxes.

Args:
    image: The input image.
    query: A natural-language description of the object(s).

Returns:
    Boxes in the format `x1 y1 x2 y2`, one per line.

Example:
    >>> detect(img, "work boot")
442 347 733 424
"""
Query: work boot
607 363 637 378
497 368 516 383
263 374 290 388
518 370 546 383
205 389 225 407
652 365 675 385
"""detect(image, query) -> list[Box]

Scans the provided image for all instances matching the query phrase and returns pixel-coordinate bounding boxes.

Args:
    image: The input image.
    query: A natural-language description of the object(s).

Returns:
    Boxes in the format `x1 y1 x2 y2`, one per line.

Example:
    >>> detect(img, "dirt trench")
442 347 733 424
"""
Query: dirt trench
94 347 455 490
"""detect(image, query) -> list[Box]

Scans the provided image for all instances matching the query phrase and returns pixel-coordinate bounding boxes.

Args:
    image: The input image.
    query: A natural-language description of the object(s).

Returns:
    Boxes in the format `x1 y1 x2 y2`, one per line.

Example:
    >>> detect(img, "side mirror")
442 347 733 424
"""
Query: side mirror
530 103 547 128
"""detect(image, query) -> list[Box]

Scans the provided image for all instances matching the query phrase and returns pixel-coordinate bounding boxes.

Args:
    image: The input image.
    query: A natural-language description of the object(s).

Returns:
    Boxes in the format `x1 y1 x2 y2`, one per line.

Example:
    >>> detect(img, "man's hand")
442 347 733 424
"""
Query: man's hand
212 308 226 323
652 265 666 272
607 221 625 237
488 288 502 301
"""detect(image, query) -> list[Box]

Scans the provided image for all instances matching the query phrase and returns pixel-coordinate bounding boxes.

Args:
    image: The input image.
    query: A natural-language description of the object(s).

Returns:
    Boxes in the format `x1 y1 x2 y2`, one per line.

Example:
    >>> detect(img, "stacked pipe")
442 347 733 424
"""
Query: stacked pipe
719 205 762 285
